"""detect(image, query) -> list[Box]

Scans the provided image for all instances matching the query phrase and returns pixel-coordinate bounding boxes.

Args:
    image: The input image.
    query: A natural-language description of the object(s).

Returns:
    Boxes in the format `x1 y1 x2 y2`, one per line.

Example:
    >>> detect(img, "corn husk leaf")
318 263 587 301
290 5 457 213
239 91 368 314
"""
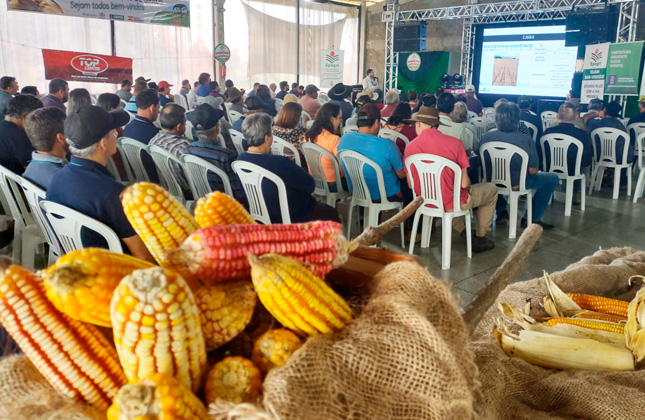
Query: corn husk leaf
543 271 581 317
625 286 645 362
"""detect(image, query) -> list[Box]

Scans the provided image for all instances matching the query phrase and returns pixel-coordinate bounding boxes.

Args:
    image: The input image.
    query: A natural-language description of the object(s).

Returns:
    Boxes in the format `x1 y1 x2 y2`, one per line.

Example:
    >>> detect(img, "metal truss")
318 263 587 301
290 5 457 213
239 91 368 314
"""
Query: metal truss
617 0 639 43
460 18 473 85
383 1 399 91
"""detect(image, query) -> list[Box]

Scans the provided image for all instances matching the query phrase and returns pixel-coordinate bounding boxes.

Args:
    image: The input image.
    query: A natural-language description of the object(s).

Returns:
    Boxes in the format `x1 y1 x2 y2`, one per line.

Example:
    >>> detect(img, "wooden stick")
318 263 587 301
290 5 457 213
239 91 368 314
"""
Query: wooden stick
352 196 423 247
462 224 543 335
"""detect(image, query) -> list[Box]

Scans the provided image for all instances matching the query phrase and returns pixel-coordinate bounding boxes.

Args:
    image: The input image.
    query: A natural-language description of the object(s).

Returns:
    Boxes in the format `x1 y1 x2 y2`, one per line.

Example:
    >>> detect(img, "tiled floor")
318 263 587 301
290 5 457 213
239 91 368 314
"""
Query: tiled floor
375 186 645 309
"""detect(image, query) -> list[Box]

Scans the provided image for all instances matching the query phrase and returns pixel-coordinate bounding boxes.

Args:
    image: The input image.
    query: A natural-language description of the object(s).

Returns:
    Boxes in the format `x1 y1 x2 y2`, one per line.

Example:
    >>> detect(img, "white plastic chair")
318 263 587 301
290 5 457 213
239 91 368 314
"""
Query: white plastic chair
231 161 291 224
634 133 645 203
539 134 586 216
619 118 630 128
343 125 358 135
469 117 489 143
483 108 495 121
175 94 189 111
19 178 62 266
185 120 198 141
271 136 302 167
626 122 645 167
345 116 358 127
588 128 632 199
120 99 128 109
541 111 558 131
228 110 243 126
300 142 349 207
301 111 313 126
337 150 405 247
0 166 46 269
480 142 533 240
379 128 410 148
115 141 135 183
305 120 314 130
467 110 478 120
119 137 151 182
181 154 233 199
40 200 123 253
147 145 192 207
405 154 472 269
523 121 539 142
229 129 245 154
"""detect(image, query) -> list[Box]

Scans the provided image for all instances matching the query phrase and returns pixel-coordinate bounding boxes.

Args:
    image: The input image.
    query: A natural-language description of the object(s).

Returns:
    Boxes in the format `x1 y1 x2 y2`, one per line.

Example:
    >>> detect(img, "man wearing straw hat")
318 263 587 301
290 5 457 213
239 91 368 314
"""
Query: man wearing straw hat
404 106 497 253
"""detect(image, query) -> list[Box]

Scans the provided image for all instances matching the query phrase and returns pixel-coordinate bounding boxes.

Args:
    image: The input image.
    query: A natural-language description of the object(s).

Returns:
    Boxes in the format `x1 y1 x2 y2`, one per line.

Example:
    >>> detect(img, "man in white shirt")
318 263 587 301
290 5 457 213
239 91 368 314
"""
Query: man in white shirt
362 69 379 91
437 92 471 152
187 81 199 109
269 83 277 99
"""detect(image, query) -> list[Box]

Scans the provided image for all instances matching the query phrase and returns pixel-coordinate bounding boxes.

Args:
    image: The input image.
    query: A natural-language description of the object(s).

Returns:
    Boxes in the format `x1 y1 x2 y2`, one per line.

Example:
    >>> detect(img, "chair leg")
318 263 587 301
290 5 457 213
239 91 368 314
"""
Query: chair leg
441 215 453 270
509 194 518 240
408 211 421 255
564 179 573 217
346 203 353 239
465 213 472 259
588 165 598 195
596 167 605 191
399 207 405 249
527 192 533 226
627 169 632 197
421 215 432 248
581 178 586 211
634 171 645 203
612 167 620 200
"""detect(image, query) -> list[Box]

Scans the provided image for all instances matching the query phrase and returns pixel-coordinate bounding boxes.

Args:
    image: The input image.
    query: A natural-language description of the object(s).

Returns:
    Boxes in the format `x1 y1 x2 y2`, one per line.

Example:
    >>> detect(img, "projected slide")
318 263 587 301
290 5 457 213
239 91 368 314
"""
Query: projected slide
478 26 577 97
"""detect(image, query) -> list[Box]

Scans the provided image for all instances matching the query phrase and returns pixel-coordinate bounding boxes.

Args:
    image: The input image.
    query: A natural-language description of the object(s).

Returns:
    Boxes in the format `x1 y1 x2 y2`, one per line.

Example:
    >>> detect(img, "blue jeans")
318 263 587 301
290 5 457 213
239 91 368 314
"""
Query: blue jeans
525 172 559 222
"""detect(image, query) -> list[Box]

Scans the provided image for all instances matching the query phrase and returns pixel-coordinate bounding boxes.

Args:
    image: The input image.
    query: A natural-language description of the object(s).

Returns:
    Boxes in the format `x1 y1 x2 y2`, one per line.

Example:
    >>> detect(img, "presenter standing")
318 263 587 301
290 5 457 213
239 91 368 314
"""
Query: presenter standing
362 69 380 91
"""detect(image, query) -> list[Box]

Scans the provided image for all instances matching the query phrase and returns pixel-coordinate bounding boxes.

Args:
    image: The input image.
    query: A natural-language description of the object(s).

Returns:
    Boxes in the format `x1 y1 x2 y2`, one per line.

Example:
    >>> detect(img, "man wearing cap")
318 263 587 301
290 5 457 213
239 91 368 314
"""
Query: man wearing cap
404 106 497 253
464 85 483 116
135 76 151 84
232 96 264 133
149 104 191 191
196 73 212 97
46 106 155 263
226 87 244 114
185 104 245 204
276 81 289 100
0 94 42 174
41 79 68 111
299 85 322 119
116 80 132 102
122 89 161 182
158 81 174 107
23 107 68 190
327 83 353 123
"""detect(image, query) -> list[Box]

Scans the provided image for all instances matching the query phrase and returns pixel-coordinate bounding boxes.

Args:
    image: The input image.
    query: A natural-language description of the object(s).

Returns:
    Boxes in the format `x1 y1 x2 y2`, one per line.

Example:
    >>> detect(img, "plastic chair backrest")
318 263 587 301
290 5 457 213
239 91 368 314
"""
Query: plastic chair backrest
539 133 583 177
405 154 463 212
337 150 389 207
184 120 198 141
300 142 346 197
228 110 243 125
638 133 645 170
379 128 410 146
469 117 489 140
120 99 127 108
19 178 62 257
626 123 645 153
480 141 529 193
174 94 189 110
231 160 291 224
271 136 301 167
590 127 630 166
115 141 135 182
229 129 245 154
343 125 358 134
619 118 630 128
40 200 123 253
181 154 233 198
147 145 188 203
541 111 557 129
0 165 34 229
105 157 123 182
301 111 313 125
305 120 314 130
119 137 151 182
462 127 475 149
345 116 358 127
483 108 495 121
467 110 478 120
523 121 539 141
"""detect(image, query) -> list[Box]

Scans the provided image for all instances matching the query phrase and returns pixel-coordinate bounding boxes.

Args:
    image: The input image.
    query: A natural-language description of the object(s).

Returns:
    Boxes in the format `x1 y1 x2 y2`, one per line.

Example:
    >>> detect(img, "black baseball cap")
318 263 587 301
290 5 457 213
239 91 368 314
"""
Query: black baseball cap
190 104 224 131
65 106 130 149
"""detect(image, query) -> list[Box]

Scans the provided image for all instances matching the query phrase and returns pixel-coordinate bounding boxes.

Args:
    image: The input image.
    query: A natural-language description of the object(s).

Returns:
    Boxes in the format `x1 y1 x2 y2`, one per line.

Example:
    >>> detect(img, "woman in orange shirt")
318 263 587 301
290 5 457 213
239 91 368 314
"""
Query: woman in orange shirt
304 102 346 192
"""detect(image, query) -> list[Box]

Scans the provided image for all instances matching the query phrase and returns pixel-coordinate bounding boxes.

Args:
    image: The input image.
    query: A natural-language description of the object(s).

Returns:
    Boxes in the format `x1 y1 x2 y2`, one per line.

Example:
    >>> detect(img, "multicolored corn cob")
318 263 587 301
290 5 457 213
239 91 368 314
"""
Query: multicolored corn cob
0 265 126 410
195 281 257 351
43 248 154 327
248 253 355 336
566 293 629 318
204 356 263 404
252 329 302 374
167 221 349 283
110 266 207 392
194 191 255 228
107 372 208 420
545 318 625 334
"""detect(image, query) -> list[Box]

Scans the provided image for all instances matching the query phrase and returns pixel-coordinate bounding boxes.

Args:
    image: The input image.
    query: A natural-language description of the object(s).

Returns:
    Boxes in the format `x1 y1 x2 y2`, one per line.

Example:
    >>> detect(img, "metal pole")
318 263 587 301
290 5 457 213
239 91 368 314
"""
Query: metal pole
296 0 300 85
110 20 116 56
215 0 226 86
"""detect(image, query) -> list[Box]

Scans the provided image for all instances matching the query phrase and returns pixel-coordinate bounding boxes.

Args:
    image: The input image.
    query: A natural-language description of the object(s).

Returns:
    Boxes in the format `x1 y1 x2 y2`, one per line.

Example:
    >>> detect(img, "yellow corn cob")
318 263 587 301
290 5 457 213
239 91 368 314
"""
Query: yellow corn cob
575 312 627 323
0 265 127 410
566 293 629 317
194 191 256 228
545 318 625 334
204 356 262 405
247 253 354 336
195 281 257 351
111 266 207 392
252 329 302 374
107 372 208 420
43 248 154 327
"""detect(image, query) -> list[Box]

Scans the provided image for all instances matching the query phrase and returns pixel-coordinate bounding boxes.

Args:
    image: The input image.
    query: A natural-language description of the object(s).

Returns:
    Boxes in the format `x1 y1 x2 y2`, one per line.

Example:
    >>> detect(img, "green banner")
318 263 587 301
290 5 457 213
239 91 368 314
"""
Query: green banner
397 52 449 94
604 42 644 95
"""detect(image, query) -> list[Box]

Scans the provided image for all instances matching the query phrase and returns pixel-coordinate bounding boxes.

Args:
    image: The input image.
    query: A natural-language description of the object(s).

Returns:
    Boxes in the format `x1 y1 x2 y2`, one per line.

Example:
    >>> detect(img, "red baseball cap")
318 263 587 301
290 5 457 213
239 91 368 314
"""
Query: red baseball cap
158 81 173 89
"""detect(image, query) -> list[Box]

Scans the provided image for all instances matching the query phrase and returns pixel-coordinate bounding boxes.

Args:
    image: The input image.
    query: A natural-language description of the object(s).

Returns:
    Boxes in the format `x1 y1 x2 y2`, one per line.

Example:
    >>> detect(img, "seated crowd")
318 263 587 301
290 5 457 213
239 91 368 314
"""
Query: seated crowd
0 70 636 262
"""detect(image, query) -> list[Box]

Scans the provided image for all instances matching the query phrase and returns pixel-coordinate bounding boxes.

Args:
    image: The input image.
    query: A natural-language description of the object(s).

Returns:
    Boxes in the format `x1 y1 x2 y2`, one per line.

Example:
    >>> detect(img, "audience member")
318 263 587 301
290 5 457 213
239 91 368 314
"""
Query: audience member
276 81 289 100
66 88 92 116
116 80 132 102
0 94 42 174
304 102 345 192
582 98 603 124
298 85 305 97
437 93 470 150
256 84 277 117
0 76 18 116
283 93 299 104
20 86 39 97
464 84 483 116
338 104 407 202
158 81 174 106
289 82 300 97
179 79 191 96
223 79 235 99
434 87 445 99
187 81 199 109
247 82 260 97
404 106 496 252
628 99 645 127
487 98 533 136
381 89 400 118
41 79 68 111
23 107 68 190
125 80 148 113
196 73 212 97
226 88 244 114
47 106 154 262
518 96 542 140
135 76 150 84
237 113 340 223
269 83 277 98
149 104 191 190
232 96 263 133
96 93 122 112
327 83 353 123
450 101 479 182
122 89 161 182
408 91 418 109
362 69 379 91
299 84 321 119
208 81 225 100
587 101 626 133
479 102 558 229
273 102 306 147
383 102 417 154
412 94 436 114
560 100 587 131
187 104 245 204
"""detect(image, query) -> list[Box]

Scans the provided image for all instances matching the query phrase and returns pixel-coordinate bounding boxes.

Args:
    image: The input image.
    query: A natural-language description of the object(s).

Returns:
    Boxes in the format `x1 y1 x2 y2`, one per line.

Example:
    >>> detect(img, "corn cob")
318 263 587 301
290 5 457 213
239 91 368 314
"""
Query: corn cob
0 265 126 410
575 312 627 323
252 329 302 374
566 293 629 317
194 191 255 228
196 281 257 351
111 266 207 392
43 248 154 327
545 318 625 334
167 221 350 284
107 372 208 420
204 356 262 404
248 253 354 336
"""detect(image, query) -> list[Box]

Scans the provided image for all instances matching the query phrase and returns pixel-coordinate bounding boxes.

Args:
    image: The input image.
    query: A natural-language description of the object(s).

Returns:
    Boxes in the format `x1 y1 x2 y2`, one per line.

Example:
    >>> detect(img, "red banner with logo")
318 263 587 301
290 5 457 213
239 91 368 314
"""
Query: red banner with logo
42 49 133 84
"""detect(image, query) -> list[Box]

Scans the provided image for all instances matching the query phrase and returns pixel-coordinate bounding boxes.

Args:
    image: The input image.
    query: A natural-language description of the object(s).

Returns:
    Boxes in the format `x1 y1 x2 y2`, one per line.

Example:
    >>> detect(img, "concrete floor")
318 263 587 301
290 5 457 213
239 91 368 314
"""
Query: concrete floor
376 186 645 310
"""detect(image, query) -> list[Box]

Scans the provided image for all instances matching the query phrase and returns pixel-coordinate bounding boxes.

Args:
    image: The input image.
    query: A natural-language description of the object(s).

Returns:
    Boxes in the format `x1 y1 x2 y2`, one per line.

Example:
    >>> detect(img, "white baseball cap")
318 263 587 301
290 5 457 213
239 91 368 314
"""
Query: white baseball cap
465 84 476 93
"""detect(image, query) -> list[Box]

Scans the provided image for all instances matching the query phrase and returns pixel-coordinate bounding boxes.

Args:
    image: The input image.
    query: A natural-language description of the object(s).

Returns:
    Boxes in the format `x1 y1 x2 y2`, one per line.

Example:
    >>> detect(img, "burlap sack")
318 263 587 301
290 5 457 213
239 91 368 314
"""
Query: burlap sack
0 355 105 420
471 247 645 420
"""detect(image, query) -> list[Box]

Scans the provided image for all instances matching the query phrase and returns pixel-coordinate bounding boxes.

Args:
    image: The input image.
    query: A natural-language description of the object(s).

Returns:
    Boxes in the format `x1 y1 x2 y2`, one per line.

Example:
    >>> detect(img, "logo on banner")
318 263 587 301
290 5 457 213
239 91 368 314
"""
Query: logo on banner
71 55 109 75
590 49 603 66
324 51 341 72
407 53 421 71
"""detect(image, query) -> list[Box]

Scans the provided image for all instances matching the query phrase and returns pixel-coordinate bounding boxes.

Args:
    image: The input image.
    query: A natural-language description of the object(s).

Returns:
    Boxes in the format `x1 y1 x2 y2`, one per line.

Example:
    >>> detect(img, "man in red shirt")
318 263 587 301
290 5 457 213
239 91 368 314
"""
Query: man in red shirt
404 106 497 253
